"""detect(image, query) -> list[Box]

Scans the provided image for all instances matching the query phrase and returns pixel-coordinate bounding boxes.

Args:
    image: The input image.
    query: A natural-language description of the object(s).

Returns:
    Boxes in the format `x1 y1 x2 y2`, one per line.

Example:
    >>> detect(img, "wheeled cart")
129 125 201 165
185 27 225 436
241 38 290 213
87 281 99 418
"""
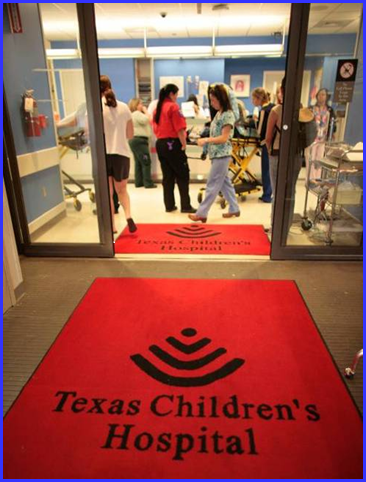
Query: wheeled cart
301 143 363 245
58 129 96 211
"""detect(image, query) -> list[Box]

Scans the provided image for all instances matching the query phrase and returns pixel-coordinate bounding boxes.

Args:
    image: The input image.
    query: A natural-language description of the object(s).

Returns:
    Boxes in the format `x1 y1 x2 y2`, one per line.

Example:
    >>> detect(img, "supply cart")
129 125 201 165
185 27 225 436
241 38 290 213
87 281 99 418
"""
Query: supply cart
302 142 363 245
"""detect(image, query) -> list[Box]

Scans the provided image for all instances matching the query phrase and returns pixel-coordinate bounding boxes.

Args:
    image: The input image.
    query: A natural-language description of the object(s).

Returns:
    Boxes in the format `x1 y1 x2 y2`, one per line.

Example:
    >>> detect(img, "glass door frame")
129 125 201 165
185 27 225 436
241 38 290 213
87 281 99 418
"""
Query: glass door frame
271 3 363 261
3 4 114 257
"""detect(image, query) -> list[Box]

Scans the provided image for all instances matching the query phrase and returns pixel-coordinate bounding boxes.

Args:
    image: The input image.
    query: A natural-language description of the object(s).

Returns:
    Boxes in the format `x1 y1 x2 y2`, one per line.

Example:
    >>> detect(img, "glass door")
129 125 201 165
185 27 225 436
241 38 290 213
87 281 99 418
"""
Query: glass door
271 3 363 260
3 3 113 256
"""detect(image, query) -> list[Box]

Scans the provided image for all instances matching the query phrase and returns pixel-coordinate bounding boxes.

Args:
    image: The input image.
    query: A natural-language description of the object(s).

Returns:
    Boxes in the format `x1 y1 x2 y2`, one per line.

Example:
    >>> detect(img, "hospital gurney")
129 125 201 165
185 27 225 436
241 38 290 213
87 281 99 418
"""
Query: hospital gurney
58 125 95 211
197 130 262 207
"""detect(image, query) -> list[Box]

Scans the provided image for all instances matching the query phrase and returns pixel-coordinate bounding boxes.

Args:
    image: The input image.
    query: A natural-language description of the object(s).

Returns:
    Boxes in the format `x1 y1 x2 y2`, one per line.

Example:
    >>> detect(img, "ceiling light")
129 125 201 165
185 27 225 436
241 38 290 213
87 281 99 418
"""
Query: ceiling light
214 44 283 56
46 43 284 60
98 48 145 58
146 46 213 58
46 49 80 59
218 16 286 28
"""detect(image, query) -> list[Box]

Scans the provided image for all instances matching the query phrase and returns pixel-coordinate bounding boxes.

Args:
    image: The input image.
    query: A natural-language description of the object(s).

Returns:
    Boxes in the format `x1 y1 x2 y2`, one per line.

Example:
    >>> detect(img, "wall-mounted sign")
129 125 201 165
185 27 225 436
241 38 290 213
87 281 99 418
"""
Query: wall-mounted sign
7 4 23 34
334 59 358 103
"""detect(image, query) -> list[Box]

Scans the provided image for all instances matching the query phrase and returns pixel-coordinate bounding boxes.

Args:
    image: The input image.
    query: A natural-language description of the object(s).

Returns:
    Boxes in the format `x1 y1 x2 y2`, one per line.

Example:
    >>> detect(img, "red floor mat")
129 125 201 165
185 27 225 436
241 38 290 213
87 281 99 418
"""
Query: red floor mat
114 223 271 255
3 279 362 479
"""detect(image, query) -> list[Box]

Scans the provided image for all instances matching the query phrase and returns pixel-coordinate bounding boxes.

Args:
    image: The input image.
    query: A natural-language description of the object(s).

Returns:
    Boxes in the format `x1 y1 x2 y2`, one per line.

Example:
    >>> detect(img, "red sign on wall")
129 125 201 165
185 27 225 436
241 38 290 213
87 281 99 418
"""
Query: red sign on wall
7 4 23 34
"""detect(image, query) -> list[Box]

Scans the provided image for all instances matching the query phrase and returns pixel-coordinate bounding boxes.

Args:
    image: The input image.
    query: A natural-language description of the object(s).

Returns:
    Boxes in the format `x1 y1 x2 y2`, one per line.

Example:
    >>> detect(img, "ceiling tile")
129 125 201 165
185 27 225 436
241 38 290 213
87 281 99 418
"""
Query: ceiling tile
40 3 360 41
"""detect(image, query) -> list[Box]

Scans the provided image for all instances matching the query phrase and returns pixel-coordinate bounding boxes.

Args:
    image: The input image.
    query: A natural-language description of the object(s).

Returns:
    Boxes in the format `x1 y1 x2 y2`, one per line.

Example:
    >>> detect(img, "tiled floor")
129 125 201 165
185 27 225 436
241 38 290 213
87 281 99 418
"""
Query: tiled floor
32 169 362 249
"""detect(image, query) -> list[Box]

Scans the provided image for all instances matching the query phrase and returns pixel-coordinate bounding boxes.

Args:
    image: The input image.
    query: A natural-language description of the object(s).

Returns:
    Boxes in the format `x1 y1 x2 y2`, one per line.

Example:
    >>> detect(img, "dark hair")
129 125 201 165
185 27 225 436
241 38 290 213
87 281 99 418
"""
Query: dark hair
188 94 199 106
100 75 117 108
316 88 331 105
208 84 232 112
154 84 179 124
281 76 286 99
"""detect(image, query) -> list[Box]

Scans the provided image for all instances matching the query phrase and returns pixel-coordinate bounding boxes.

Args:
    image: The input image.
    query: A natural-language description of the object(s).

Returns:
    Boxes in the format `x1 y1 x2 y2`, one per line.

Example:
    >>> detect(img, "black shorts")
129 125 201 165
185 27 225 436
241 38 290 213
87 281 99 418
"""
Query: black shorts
106 154 130 181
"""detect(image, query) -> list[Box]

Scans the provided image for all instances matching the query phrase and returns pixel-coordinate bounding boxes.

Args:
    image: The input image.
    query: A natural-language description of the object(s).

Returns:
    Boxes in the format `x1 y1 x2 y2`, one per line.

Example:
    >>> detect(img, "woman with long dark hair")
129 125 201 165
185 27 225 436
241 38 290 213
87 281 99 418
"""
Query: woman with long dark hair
189 84 240 223
153 84 195 213
100 75 137 233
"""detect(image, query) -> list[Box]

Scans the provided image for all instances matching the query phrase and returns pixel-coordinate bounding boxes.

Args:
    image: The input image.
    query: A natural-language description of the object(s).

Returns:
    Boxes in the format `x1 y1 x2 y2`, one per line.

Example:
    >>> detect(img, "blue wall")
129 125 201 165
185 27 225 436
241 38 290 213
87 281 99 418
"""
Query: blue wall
53 57 135 115
224 57 287 110
52 34 356 52
3 3 57 155
51 34 357 114
150 35 356 111
21 166 64 223
99 58 136 103
3 3 63 225
154 59 225 104
306 34 356 56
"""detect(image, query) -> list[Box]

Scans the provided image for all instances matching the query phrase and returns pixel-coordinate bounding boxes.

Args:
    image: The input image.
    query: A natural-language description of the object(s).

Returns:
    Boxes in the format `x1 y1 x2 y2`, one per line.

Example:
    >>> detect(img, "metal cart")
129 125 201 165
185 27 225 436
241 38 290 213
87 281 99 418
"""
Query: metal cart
301 143 363 245
58 129 95 211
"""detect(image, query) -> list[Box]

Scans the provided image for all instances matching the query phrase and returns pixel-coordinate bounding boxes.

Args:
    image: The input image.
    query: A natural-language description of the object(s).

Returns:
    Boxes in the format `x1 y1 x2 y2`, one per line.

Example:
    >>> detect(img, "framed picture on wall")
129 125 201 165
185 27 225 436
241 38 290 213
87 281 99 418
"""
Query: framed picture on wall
230 75 250 97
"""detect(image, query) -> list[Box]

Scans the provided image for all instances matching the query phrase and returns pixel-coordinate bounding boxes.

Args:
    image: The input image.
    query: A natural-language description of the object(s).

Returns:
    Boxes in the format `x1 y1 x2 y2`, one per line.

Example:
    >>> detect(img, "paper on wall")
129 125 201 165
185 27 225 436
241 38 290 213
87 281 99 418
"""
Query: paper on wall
159 76 184 97
181 101 196 118
199 81 209 96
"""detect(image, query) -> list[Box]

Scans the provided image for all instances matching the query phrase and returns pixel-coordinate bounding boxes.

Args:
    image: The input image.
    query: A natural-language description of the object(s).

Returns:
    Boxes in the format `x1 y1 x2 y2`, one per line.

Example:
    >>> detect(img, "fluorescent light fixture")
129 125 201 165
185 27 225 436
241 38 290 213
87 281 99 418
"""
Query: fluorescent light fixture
146 46 213 58
219 16 286 28
98 48 145 58
46 48 145 59
214 44 283 56
46 49 80 59
46 44 283 60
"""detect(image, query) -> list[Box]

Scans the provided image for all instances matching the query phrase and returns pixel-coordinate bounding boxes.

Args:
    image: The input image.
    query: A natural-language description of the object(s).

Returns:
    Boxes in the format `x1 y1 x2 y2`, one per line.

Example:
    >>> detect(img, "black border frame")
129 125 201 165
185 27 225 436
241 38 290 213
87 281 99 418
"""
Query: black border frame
3 4 114 258
3 278 362 477
270 3 363 261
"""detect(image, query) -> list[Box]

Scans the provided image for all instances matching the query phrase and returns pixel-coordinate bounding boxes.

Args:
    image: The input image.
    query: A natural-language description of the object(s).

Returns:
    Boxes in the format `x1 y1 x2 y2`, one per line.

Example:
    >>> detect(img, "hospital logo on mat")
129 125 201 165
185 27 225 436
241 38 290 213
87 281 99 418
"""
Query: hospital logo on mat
166 225 222 239
130 328 245 387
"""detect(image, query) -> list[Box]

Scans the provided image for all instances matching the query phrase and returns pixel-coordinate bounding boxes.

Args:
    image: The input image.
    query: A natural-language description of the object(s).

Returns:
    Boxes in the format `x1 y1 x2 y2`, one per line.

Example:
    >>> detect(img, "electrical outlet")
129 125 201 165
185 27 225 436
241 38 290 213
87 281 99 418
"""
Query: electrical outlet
42 186 47 197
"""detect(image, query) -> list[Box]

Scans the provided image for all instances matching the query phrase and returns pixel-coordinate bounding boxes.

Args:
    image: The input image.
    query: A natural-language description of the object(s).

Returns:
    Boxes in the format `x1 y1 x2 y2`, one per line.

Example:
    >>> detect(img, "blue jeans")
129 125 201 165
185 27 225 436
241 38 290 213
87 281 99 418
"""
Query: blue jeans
196 156 240 218
261 145 272 201
269 155 279 226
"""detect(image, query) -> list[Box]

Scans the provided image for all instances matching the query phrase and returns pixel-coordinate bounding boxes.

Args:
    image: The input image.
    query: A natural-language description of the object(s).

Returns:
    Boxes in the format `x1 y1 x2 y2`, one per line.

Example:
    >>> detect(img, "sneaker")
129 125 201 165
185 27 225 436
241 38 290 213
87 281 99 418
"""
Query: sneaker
181 207 196 213
259 196 272 203
127 218 137 233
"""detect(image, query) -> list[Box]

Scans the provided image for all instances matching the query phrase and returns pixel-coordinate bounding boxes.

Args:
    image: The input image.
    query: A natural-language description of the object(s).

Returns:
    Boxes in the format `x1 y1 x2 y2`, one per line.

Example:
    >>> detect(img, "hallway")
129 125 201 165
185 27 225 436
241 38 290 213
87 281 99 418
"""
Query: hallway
3 257 363 416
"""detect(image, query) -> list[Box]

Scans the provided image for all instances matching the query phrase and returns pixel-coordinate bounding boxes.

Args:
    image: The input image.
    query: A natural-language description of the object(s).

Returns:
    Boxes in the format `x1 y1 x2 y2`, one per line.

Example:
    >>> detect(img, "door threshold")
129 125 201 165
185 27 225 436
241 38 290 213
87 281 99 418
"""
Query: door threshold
114 253 270 262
